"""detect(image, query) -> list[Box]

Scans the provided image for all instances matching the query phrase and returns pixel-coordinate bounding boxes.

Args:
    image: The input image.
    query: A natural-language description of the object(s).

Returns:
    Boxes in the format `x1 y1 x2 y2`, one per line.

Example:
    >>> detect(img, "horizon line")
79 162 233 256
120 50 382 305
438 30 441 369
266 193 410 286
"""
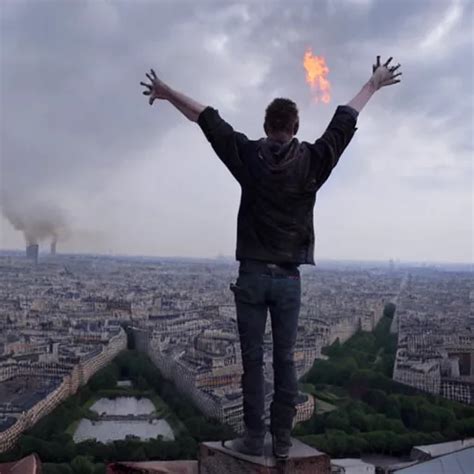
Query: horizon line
0 248 472 267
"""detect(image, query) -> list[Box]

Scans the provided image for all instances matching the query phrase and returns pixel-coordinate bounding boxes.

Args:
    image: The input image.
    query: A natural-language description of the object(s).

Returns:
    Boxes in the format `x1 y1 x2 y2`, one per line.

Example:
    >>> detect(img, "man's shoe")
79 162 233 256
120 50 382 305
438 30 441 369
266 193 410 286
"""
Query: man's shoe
271 430 292 460
221 431 265 457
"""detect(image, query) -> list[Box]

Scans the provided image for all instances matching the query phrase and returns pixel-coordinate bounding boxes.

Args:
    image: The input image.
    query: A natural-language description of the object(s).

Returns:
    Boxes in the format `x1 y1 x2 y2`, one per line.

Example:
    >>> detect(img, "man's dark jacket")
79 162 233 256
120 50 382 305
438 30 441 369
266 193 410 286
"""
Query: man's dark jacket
198 105 358 266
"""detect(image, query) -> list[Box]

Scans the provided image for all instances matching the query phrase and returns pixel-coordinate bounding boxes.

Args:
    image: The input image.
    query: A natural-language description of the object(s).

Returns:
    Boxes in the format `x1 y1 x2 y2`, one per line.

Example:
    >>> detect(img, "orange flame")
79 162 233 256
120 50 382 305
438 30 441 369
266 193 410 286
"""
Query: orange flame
303 48 331 104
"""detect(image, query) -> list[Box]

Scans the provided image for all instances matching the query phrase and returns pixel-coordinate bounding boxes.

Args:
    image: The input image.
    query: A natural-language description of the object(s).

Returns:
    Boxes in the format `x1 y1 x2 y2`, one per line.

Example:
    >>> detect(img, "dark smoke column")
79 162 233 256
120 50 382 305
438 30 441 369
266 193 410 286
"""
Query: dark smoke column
26 244 39 264
50 241 57 256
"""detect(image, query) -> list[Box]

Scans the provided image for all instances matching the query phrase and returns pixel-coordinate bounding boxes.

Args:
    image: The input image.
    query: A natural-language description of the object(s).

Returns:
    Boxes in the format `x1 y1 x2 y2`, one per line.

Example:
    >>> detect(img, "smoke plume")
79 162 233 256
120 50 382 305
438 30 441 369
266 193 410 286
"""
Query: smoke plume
1 193 69 246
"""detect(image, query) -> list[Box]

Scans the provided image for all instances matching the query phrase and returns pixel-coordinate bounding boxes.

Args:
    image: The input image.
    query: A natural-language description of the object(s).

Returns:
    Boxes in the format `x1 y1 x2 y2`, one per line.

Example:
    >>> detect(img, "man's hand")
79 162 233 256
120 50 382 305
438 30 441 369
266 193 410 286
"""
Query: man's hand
369 55 402 91
140 67 206 121
345 55 402 112
140 69 170 105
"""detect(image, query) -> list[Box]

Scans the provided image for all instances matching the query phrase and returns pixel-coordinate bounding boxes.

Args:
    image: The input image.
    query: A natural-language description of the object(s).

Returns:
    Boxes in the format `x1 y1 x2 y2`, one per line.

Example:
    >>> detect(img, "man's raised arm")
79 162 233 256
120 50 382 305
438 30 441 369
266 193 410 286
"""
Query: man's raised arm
308 55 402 188
141 69 249 184
140 69 206 122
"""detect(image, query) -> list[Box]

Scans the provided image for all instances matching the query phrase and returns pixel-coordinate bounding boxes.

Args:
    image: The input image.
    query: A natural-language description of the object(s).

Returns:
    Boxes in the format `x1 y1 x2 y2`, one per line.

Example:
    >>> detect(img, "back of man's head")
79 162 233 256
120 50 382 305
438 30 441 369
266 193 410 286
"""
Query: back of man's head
264 98 299 137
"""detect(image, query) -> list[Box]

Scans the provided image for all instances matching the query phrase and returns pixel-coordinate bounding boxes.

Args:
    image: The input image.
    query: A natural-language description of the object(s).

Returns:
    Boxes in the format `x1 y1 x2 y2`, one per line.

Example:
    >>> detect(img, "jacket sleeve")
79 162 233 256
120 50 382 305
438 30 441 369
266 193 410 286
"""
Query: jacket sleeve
308 105 359 189
197 106 249 184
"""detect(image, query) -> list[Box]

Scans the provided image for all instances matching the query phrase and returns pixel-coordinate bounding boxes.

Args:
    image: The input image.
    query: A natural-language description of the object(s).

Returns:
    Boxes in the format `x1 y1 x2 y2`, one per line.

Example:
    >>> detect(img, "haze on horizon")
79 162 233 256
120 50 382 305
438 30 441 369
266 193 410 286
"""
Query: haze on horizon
0 0 472 264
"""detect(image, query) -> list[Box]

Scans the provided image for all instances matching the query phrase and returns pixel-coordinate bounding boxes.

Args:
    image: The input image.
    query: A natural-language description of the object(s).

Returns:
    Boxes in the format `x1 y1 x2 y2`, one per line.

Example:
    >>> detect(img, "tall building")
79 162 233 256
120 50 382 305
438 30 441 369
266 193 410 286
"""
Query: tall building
26 244 39 264
50 241 57 256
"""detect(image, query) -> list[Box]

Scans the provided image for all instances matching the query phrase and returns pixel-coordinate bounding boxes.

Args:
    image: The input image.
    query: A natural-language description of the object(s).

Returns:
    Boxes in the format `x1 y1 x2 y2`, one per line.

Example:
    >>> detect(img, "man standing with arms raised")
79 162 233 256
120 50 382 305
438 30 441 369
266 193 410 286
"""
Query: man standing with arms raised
141 55 402 459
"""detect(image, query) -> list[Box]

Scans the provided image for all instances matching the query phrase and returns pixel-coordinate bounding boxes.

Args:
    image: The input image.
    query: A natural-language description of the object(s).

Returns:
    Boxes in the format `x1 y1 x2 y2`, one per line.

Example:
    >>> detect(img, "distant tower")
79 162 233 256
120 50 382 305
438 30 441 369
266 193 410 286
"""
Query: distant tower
26 244 39 264
50 241 57 256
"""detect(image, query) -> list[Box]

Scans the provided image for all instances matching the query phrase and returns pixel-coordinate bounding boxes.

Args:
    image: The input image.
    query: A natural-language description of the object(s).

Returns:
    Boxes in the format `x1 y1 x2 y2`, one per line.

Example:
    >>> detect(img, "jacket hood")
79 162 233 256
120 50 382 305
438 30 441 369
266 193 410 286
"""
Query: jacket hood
257 137 300 170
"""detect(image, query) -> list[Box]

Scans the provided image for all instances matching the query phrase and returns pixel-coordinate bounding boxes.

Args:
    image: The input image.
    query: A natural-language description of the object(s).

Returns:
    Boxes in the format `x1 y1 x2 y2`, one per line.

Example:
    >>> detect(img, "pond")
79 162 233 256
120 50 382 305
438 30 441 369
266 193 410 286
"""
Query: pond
72 396 175 443
90 397 155 416
73 418 175 443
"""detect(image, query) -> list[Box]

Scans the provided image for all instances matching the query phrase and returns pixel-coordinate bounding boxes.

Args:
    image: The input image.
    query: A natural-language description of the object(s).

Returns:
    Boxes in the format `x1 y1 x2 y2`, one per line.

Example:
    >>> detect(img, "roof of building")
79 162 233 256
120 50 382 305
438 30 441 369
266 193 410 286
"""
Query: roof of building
0 454 41 474
412 438 474 458
395 446 474 474
0 416 17 431
331 458 375 468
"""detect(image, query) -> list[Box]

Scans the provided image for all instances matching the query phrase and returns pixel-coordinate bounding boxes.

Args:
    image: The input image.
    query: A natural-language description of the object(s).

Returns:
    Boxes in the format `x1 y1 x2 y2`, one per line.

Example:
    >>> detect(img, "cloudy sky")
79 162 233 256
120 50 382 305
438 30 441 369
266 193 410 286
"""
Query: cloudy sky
0 0 472 263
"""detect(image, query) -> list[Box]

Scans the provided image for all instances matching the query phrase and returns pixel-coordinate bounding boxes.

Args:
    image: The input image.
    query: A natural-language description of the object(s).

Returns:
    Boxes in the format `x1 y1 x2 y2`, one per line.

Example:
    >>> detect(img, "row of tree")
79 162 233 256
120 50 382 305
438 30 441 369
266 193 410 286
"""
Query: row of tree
43 457 105 474
295 306 474 456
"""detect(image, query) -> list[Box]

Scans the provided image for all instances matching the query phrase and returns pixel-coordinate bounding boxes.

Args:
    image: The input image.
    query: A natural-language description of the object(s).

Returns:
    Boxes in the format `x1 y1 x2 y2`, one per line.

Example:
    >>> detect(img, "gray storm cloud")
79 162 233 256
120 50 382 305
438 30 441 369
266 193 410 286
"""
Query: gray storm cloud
0 0 471 261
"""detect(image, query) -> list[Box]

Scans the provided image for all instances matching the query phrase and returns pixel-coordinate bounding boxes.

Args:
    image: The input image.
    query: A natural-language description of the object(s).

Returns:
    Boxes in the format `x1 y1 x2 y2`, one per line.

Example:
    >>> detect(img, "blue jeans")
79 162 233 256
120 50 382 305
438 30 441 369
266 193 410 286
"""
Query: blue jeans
230 260 301 435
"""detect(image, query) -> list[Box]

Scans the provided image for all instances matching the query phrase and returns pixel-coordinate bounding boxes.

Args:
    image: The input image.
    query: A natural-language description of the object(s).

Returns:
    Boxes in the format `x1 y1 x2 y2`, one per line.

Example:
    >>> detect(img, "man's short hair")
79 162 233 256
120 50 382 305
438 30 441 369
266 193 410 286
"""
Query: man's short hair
264 98 299 135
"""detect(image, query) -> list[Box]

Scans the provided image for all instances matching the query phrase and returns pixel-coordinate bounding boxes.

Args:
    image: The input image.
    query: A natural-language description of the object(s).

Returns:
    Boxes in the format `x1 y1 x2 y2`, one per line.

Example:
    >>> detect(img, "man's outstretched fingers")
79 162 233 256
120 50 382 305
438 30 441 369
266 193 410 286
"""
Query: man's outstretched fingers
151 69 157 79
392 72 402 78
390 63 401 72
140 81 151 89
384 57 393 67
376 55 381 67
146 73 154 83
383 79 401 86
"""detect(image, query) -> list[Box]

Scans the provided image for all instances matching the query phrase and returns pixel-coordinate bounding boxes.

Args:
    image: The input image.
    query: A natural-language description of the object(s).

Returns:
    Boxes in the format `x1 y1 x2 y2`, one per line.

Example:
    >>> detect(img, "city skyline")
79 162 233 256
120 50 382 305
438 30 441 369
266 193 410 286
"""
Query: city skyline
0 253 472 462
1 248 472 268
1 0 472 263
